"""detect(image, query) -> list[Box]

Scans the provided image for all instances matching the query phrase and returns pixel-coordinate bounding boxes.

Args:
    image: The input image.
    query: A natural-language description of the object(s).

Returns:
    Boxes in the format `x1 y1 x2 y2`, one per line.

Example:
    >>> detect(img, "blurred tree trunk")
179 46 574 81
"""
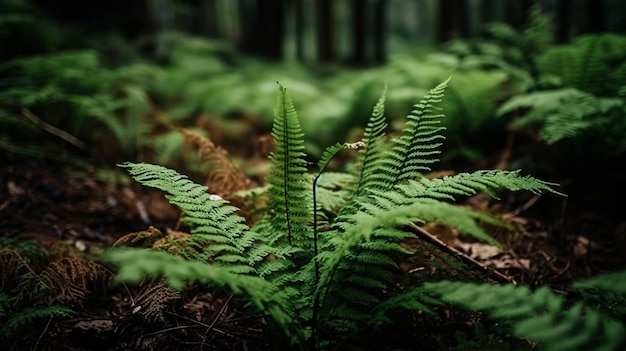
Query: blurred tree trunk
503 0 534 29
373 0 387 64
293 0 306 61
317 0 337 63
239 0 284 60
351 0 388 66
555 0 571 42
351 0 367 64
480 0 495 24
585 0 605 33
436 0 469 42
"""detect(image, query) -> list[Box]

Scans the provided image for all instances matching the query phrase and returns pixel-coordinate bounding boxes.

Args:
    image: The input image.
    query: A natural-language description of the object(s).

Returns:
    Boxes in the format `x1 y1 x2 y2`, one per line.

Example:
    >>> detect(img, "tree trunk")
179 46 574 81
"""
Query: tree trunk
586 0 605 33
436 0 469 43
555 0 571 42
373 0 388 64
317 0 336 63
351 0 367 64
239 0 284 60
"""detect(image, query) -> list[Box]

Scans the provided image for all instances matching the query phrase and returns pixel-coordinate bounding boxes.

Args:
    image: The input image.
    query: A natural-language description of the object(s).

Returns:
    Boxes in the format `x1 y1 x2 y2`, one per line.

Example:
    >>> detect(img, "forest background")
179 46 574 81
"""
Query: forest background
1 1 626 350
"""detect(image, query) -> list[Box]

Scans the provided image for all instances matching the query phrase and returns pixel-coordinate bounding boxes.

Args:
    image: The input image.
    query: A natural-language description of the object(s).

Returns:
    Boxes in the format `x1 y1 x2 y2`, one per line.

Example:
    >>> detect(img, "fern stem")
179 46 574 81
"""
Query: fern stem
279 87 294 245
408 223 513 284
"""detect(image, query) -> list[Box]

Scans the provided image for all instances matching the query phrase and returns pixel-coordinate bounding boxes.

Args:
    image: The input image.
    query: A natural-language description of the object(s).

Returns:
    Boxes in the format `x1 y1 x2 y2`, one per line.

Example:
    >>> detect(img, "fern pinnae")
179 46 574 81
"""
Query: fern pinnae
118 162 253 264
354 85 388 196
0 305 74 341
266 83 311 247
363 77 450 195
426 281 625 351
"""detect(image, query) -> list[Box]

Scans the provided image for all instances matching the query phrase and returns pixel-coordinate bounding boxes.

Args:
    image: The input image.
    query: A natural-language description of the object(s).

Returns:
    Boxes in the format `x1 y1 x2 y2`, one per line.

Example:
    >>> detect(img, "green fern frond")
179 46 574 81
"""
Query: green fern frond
106 248 297 337
318 143 346 172
314 172 356 213
573 270 626 294
572 270 626 319
369 287 438 328
354 85 388 196
367 77 450 191
390 170 563 202
118 162 254 265
0 305 74 341
537 34 626 97
425 281 625 351
264 83 311 247
498 88 623 144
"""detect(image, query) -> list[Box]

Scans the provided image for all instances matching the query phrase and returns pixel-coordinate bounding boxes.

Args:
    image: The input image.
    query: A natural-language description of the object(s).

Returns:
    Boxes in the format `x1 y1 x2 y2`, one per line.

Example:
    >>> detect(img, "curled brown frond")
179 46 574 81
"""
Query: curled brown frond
131 278 181 321
180 128 252 200
39 257 110 305
113 226 165 248
152 231 205 260
0 249 30 291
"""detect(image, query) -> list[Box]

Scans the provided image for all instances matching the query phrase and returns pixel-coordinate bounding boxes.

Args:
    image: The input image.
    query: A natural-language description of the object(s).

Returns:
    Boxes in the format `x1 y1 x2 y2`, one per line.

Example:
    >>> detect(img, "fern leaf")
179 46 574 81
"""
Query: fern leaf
573 270 626 294
1 305 74 340
264 84 311 247
318 142 345 172
354 85 388 196
369 287 438 328
118 162 252 263
367 77 450 191
389 169 564 203
106 248 297 336
425 281 625 351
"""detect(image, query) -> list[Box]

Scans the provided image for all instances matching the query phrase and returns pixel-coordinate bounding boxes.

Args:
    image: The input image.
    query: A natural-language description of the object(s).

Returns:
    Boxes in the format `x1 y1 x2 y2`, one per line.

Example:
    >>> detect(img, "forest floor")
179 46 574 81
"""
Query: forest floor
1 136 625 350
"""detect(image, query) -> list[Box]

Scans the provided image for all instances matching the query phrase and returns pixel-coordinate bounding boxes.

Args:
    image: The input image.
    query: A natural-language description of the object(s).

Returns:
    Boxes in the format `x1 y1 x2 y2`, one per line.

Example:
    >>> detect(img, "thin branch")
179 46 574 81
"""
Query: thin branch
408 223 514 284
33 316 53 351
22 108 86 149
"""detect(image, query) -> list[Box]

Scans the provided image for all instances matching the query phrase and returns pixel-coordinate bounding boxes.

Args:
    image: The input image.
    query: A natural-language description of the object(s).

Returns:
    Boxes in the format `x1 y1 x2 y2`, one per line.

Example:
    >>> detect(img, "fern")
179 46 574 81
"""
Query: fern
366 77 449 191
106 248 298 338
497 88 625 146
425 281 625 351
110 78 562 349
0 305 74 342
537 34 626 97
354 85 388 196
117 162 259 268
263 83 312 247
572 270 626 319
573 270 626 294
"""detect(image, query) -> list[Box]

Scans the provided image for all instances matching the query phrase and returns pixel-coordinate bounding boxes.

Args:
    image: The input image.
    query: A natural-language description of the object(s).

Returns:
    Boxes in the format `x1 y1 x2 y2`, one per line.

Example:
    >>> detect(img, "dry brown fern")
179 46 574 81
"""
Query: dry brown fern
179 128 252 200
151 230 206 260
0 249 43 302
131 278 180 321
113 226 165 248
1 249 26 290
39 256 110 305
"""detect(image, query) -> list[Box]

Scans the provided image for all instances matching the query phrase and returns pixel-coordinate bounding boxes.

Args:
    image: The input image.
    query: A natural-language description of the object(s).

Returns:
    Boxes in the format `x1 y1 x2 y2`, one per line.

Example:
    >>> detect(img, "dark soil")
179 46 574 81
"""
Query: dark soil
1 141 625 350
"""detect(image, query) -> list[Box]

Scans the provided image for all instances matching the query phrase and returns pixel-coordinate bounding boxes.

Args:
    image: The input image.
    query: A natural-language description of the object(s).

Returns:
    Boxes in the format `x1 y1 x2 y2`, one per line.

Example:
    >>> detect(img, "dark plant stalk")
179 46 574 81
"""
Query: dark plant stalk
310 145 345 350
280 97 294 245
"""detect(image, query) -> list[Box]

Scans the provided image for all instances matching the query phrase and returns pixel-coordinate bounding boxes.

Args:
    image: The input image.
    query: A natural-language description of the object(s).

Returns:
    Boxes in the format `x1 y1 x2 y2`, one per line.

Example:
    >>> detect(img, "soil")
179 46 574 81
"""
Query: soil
1 138 625 350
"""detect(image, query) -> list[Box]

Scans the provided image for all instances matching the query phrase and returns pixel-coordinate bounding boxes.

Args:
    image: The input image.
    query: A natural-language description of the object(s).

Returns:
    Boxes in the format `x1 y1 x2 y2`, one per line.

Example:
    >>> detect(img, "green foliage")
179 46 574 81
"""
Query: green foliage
106 249 296 336
537 34 626 97
0 50 155 156
0 305 74 342
573 271 626 319
425 279 626 351
0 237 48 266
264 84 312 247
117 162 259 269
367 77 449 190
109 78 561 349
497 88 625 150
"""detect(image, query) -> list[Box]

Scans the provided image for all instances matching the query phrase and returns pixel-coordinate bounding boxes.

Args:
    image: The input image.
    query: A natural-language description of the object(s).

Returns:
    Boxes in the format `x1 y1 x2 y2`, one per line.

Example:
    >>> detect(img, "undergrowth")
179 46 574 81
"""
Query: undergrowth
99 78 623 351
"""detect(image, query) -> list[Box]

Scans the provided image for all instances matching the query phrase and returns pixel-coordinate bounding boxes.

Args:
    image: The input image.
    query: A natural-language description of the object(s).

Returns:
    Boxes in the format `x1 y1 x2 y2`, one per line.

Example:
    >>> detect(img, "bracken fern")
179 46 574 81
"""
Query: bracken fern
107 78 562 349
